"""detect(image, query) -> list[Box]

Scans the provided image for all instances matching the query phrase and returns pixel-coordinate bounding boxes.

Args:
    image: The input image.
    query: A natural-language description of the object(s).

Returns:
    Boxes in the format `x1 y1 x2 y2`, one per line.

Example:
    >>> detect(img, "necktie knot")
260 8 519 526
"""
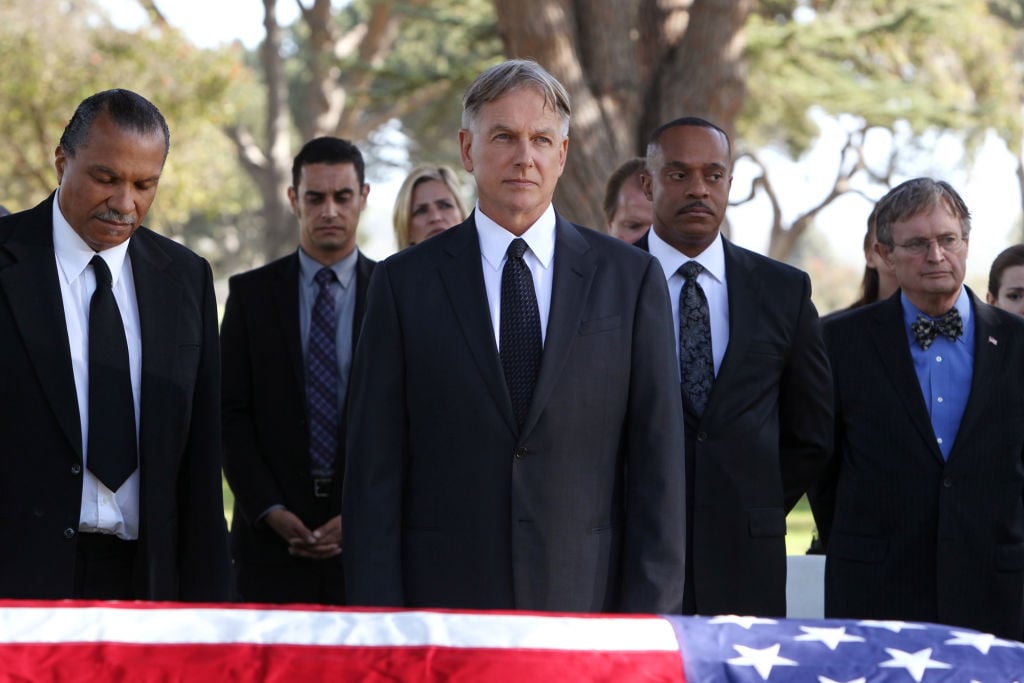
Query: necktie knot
680 260 703 282
911 309 963 350
507 238 528 260
91 255 113 288
315 267 336 289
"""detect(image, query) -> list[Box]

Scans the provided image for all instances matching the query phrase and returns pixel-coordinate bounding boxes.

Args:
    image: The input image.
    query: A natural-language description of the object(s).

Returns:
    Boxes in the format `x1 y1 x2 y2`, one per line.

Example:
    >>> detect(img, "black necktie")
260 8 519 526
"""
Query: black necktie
87 255 137 491
679 261 714 417
308 267 340 475
500 238 542 430
911 308 963 350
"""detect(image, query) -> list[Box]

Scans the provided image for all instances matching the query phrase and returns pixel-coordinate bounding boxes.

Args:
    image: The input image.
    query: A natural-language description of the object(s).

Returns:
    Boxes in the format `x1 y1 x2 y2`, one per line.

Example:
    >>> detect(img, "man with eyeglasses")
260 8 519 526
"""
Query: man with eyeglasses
814 177 1024 640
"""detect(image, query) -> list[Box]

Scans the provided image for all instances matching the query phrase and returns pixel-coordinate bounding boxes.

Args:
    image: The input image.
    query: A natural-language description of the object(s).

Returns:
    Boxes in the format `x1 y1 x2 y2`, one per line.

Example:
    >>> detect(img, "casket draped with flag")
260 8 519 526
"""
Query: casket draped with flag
0 601 1020 681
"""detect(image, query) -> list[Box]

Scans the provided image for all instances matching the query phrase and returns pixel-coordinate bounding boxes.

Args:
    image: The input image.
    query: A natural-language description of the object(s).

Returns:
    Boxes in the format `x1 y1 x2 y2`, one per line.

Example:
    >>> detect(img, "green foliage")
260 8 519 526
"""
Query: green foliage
0 0 262 249
743 0 1022 161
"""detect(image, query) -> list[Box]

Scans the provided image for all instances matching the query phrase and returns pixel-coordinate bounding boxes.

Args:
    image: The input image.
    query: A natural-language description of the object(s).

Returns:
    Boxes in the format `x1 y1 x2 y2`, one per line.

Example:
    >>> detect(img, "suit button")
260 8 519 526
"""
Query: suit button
696 432 708 443
514 447 528 459
71 464 82 475
64 528 75 539
942 476 953 488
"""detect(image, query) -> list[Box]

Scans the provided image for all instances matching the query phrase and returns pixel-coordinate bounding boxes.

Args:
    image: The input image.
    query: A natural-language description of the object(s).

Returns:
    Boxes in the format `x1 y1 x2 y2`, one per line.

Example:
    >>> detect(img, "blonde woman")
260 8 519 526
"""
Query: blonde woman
392 165 468 249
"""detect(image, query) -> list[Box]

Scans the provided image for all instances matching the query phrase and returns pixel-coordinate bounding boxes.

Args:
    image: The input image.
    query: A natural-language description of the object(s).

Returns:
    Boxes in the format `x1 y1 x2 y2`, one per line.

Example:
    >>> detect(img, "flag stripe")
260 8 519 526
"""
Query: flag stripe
0 605 679 651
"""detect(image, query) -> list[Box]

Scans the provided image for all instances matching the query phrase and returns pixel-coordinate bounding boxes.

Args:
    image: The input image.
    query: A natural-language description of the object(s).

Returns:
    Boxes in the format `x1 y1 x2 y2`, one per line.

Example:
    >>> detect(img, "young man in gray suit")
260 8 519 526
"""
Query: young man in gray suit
343 60 686 613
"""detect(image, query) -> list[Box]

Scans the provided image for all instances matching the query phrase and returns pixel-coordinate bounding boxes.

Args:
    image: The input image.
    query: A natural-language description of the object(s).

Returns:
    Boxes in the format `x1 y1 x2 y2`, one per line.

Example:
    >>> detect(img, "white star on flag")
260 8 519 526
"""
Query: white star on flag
819 677 866 683
795 626 866 650
727 643 797 679
945 630 1016 655
879 647 951 682
858 620 927 633
709 615 779 629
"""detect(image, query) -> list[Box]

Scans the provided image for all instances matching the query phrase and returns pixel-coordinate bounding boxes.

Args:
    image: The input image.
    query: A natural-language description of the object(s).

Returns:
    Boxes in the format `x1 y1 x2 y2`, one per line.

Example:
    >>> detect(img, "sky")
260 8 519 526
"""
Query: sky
100 0 1023 289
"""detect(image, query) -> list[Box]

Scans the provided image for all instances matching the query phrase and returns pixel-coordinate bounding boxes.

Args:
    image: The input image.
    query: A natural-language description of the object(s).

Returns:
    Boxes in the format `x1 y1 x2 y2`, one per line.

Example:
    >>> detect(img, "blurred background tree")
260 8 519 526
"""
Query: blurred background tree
2 0 1023 306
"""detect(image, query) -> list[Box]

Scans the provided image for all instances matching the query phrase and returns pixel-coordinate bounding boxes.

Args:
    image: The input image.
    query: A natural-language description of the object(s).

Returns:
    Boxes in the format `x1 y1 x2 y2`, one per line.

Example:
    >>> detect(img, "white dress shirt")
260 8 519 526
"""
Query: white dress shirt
475 203 556 348
52 193 142 540
648 228 730 378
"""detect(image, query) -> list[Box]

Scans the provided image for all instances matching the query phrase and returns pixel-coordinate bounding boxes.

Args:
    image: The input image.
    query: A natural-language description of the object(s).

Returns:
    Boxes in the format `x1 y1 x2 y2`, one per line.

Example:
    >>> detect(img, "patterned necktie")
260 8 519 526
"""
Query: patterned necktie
500 238 542 430
308 267 340 475
87 255 137 491
679 261 714 417
911 309 963 350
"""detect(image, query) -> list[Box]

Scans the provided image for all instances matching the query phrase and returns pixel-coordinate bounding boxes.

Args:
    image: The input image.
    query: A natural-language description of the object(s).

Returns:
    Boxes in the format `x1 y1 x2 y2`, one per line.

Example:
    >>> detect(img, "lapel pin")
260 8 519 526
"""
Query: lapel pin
989 336 998 346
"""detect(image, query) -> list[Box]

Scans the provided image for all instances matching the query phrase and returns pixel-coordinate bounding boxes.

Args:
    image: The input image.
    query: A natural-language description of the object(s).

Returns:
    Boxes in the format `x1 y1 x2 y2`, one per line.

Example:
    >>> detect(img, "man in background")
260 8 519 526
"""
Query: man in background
221 137 375 604
817 177 1024 640
640 116 832 616
0 89 230 600
604 157 652 244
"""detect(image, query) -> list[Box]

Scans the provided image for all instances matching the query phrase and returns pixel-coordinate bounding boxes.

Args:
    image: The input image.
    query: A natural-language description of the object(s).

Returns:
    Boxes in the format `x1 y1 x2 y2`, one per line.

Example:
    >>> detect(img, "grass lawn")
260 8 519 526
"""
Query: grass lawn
224 478 819 556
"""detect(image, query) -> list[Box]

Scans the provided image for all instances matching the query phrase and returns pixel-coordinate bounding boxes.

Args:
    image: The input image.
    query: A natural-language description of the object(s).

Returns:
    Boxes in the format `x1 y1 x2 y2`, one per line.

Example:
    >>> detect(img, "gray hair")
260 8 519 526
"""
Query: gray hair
874 178 972 248
461 59 571 137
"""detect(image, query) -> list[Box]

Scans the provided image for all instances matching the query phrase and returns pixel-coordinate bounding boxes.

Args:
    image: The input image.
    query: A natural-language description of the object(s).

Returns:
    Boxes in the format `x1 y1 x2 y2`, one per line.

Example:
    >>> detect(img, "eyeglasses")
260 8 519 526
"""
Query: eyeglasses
892 234 966 257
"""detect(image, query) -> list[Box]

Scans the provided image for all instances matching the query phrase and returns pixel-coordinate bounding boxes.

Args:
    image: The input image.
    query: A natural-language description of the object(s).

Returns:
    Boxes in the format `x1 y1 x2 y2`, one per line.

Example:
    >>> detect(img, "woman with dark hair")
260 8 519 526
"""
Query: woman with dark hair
986 243 1024 317
845 204 899 310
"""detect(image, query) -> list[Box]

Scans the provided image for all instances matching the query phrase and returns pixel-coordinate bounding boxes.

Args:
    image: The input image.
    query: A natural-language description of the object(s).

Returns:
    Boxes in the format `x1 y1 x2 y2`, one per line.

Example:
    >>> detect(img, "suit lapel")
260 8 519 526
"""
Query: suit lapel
0 197 81 457
129 230 182 468
709 240 758 422
437 218 518 433
521 216 594 435
949 291 1001 460
870 295 944 460
267 254 305 399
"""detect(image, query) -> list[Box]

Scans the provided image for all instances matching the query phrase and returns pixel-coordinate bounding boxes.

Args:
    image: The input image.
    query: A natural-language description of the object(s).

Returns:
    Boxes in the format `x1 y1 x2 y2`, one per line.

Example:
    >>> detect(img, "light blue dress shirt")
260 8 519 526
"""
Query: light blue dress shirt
902 288 974 460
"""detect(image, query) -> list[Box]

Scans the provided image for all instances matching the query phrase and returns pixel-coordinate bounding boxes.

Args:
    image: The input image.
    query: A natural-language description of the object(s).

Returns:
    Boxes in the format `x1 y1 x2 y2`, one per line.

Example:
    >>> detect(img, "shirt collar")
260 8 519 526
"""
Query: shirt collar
648 227 726 283
52 188 131 286
476 203 556 272
298 246 359 289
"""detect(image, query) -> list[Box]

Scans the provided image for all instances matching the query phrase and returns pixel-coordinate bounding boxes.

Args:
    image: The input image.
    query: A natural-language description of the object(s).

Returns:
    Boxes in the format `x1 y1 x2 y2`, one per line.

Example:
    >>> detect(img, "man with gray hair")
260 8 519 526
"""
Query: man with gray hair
343 59 686 612
816 177 1024 639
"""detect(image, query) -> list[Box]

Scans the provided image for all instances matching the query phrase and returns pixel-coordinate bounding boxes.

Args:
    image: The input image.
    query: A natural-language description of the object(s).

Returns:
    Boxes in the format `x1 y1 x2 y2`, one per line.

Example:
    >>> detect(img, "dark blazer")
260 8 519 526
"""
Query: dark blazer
221 250 374 571
817 291 1024 639
637 230 833 616
0 195 230 601
343 212 687 613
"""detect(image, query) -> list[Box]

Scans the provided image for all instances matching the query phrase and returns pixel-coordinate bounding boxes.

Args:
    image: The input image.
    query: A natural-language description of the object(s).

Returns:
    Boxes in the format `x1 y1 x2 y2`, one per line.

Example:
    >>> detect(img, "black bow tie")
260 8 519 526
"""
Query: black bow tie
911 309 963 350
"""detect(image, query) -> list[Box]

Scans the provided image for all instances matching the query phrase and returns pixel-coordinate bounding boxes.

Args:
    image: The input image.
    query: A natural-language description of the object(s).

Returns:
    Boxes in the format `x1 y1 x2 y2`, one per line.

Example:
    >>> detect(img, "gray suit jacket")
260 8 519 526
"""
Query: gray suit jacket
343 212 687 612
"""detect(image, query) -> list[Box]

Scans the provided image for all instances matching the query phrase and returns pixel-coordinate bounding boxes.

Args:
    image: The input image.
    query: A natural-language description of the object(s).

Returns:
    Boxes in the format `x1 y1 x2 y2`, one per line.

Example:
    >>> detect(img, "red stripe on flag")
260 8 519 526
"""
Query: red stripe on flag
0 643 685 682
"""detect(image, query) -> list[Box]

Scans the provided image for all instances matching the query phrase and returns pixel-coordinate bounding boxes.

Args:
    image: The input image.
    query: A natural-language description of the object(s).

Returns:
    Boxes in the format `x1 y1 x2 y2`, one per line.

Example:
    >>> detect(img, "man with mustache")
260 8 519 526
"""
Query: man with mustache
221 137 374 604
637 116 832 616
0 89 230 600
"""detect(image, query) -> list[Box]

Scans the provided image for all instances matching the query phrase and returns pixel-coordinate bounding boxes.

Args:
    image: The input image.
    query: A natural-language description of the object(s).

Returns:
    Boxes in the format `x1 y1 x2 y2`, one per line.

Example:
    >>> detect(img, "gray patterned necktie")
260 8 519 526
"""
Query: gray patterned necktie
308 267 340 475
500 238 542 430
679 261 714 416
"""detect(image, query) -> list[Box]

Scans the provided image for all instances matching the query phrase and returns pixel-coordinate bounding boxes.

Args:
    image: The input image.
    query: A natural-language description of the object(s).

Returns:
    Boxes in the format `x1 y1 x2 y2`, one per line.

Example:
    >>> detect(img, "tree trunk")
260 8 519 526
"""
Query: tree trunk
494 0 751 231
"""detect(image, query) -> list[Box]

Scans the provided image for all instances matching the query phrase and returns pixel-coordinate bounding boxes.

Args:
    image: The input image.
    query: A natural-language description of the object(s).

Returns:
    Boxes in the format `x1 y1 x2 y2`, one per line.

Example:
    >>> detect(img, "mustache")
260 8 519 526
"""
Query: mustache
93 209 135 225
677 201 711 215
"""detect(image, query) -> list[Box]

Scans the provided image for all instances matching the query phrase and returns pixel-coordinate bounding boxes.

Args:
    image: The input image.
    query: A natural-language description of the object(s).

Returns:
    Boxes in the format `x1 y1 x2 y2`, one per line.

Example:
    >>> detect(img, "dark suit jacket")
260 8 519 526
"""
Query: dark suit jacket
817 291 1024 639
0 195 230 601
637 230 833 616
343 212 687 613
221 250 374 568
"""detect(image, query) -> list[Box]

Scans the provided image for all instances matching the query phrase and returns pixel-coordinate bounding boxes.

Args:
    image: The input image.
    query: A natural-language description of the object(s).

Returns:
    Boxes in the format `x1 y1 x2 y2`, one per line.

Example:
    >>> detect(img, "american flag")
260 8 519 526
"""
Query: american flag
0 601 1020 681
